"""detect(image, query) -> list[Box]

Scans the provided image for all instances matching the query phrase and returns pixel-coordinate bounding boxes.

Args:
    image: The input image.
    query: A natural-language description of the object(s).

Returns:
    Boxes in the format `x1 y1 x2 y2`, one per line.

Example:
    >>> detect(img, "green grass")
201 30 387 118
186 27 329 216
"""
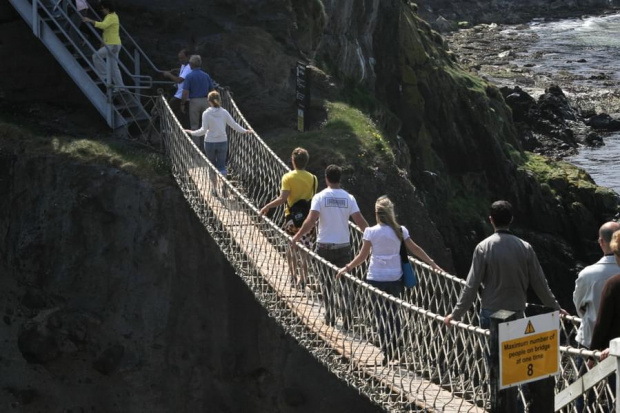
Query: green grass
520 152 595 190
265 101 394 170
0 121 170 181
50 137 170 179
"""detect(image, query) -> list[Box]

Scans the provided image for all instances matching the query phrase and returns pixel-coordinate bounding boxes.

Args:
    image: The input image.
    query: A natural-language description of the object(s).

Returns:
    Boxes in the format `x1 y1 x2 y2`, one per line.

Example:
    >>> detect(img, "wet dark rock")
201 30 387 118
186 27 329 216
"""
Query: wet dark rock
500 85 578 155
539 85 577 121
433 16 456 32
503 87 536 122
93 344 125 376
5 387 39 405
584 132 604 147
18 322 60 364
585 113 620 131
21 289 47 309
589 72 610 80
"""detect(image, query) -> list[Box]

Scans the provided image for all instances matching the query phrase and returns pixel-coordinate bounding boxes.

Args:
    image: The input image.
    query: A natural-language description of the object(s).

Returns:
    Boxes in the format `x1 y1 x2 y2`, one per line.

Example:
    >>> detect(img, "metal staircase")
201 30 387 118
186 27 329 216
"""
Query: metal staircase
8 0 161 130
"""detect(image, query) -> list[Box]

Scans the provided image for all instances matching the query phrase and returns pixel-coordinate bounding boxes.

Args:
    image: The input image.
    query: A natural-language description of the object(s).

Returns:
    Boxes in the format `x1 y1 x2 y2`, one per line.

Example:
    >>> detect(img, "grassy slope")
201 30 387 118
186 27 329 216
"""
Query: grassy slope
0 121 171 182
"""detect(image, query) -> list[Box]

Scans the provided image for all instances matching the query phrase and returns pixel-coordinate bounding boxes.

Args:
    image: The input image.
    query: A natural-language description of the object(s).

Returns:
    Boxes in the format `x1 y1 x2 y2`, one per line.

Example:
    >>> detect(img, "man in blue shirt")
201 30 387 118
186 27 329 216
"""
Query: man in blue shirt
181 55 215 148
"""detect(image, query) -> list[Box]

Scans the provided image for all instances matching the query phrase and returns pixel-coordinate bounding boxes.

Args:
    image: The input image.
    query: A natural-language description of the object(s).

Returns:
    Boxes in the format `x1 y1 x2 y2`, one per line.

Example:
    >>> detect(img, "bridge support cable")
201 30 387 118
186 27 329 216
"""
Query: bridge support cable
157 93 614 412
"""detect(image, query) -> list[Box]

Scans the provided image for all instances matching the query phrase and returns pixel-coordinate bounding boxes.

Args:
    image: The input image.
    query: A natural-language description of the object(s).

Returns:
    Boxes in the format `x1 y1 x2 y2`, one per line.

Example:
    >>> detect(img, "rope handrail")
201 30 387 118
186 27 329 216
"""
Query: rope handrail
156 90 616 411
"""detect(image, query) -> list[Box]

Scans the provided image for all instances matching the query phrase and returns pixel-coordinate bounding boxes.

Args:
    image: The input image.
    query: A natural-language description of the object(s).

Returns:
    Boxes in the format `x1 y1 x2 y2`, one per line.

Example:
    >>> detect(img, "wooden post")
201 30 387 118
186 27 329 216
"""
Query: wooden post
490 310 518 413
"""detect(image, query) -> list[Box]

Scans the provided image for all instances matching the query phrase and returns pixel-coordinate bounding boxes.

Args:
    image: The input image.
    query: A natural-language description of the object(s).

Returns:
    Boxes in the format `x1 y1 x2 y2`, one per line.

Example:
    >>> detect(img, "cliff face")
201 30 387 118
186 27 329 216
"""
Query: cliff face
0 131 382 412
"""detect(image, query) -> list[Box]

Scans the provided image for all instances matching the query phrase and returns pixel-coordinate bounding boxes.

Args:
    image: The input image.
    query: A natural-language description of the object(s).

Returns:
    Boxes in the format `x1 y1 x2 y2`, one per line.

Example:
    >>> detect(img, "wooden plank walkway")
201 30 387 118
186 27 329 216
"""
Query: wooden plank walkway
188 167 486 413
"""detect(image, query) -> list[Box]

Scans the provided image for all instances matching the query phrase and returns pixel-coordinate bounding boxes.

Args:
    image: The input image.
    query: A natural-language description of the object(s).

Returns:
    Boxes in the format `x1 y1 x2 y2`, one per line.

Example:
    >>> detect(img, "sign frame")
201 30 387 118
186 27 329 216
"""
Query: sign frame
498 311 560 389
296 61 310 132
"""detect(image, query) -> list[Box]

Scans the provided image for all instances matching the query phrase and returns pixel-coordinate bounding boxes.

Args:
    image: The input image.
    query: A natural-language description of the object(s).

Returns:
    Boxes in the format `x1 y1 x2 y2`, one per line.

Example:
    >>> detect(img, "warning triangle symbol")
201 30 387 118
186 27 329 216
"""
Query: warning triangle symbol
524 321 536 334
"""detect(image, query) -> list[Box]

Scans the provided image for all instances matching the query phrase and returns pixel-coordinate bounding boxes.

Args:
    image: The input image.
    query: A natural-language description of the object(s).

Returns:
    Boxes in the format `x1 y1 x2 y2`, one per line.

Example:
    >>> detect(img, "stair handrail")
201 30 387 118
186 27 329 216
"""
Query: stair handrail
63 1 156 90
32 0 154 92
88 4 166 78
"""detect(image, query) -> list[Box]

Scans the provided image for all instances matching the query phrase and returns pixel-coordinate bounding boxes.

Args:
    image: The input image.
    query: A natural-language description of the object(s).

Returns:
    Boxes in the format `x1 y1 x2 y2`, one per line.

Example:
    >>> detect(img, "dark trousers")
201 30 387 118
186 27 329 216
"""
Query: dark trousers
368 279 403 360
317 245 351 327
169 97 189 129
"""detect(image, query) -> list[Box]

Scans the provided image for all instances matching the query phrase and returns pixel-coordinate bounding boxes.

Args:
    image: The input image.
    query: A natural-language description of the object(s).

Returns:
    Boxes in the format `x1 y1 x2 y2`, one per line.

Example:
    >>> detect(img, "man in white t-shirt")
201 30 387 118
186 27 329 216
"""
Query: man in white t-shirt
162 49 192 128
292 165 368 329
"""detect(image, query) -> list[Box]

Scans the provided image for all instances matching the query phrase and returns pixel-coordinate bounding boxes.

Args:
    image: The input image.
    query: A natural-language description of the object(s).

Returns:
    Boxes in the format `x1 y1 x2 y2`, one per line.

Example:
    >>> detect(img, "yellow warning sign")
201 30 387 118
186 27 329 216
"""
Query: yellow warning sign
524 321 536 334
501 330 558 387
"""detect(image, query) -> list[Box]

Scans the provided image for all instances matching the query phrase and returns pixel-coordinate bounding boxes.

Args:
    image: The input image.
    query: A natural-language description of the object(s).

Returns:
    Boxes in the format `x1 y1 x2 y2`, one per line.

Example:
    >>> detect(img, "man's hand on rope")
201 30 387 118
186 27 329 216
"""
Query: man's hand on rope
336 263 352 279
443 314 454 327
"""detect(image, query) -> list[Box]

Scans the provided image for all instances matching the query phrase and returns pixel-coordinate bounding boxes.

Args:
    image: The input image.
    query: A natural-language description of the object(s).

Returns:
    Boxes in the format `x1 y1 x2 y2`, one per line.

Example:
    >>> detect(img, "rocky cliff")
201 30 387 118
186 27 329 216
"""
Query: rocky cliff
0 127 382 412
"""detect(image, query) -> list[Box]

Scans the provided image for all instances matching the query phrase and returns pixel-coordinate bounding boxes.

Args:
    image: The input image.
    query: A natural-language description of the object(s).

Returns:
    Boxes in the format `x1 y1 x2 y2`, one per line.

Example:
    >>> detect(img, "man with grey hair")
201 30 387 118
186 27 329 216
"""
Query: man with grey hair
574 221 620 350
574 221 620 412
181 54 215 148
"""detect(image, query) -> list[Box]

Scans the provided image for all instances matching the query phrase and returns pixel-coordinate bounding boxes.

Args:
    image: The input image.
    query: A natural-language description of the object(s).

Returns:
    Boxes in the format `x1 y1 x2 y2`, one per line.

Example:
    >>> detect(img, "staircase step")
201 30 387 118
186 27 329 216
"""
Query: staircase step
114 101 141 110
124 113 150 123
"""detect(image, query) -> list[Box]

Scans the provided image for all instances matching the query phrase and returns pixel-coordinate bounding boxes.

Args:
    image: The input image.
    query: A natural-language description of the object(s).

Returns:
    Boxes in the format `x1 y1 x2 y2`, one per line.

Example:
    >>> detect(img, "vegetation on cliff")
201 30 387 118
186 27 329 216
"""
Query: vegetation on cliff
0 121 170 181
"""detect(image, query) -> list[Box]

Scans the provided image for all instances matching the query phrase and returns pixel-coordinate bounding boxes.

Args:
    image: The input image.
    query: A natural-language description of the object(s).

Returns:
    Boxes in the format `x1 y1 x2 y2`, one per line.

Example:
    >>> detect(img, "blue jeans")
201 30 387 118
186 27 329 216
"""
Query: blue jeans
368 279 403 360
204 141 228 175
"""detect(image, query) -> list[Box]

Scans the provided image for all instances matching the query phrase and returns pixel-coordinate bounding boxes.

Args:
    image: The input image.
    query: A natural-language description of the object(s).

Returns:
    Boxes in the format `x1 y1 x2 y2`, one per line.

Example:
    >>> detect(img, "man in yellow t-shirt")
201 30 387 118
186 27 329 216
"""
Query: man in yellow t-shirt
260 147 317 288
83 1 125 91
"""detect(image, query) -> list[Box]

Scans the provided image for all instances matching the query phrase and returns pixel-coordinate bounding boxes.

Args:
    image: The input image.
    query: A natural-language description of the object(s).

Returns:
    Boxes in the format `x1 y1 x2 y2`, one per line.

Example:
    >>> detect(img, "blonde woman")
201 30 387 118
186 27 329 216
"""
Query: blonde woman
185 90 252 196
337 196 443 363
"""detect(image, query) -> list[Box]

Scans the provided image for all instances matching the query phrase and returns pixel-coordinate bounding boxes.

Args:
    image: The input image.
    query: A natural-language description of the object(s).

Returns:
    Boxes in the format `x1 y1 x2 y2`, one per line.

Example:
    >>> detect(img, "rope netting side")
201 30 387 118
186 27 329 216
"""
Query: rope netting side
157 93 614 412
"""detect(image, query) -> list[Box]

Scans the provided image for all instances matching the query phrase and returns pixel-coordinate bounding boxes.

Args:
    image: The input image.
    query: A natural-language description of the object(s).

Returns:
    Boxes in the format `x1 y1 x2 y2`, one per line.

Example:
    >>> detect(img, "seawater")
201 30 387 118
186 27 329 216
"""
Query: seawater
567 134 620 194
510 14 620 194
520 14 620 82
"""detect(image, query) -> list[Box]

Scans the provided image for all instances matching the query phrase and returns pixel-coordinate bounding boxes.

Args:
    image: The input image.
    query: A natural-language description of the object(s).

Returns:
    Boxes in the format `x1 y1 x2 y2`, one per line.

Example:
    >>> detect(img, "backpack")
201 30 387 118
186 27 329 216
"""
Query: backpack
289 199 312 228
287 175 318 228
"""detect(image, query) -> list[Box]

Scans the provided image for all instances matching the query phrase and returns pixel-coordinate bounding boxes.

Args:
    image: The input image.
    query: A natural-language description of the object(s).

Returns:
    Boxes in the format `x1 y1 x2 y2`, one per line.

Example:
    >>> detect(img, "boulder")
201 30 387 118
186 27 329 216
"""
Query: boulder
586 113 620 131
585 132 604 147
502 86 536 122
432 16 456 32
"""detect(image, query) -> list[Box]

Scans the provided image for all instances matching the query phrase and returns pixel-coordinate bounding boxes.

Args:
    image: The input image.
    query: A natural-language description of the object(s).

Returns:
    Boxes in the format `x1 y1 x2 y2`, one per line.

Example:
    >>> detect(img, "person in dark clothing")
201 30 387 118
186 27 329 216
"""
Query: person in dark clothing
590 229 620 356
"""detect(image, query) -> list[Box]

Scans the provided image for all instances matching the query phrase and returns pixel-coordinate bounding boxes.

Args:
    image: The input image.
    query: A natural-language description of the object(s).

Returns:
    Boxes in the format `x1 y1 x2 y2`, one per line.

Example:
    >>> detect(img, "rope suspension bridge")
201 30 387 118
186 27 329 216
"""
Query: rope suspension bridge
9 0 619 410
156 92 616 412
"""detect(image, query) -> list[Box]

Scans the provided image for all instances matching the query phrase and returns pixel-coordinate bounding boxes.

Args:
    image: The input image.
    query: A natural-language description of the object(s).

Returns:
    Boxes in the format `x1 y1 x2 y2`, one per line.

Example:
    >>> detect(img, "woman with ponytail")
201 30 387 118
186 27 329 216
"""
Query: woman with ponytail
185 90 253 196
337 196 443 363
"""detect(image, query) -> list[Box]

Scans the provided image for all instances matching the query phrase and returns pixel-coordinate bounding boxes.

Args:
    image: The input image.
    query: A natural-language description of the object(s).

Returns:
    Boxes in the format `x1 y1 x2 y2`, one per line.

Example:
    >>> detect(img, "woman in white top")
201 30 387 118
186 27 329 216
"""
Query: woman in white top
185 91 252 196
337 196 443 363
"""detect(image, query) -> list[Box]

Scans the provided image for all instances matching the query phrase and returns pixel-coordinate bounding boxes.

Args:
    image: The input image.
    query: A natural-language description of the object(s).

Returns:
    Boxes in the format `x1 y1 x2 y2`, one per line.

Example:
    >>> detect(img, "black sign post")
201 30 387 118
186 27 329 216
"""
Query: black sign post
296 62 310 132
